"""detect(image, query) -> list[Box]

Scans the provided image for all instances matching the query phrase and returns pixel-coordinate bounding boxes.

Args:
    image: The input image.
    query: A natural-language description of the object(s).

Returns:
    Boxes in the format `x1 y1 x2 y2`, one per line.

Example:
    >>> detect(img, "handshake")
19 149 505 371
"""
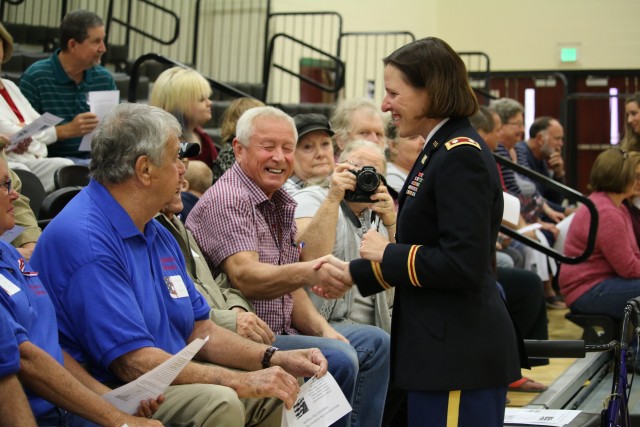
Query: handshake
308 228 392 299
310 255 354 299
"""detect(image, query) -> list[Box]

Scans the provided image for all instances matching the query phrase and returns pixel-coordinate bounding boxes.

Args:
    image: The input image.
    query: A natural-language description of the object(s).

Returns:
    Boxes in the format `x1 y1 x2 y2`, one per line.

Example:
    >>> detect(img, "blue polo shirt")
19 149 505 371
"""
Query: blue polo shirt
0 241 64 416
0 304 20 377
31 180 210 383
19 49 116 158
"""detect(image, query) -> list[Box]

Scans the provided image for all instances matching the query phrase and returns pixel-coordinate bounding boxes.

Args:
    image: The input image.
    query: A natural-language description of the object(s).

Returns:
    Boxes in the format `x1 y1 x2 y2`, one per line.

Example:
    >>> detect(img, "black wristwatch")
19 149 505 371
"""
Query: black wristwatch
261 346 279 368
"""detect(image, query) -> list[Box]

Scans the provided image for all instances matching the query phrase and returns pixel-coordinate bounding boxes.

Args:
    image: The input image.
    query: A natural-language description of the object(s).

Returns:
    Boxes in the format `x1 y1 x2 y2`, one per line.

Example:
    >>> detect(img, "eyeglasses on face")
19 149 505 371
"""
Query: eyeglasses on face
505 121 524 128
1 178 11 195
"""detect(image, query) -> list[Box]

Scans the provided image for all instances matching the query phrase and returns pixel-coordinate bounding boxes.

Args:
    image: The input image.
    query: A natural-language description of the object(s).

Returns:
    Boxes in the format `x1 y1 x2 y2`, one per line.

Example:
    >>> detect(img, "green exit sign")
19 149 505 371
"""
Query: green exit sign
560 47 578 62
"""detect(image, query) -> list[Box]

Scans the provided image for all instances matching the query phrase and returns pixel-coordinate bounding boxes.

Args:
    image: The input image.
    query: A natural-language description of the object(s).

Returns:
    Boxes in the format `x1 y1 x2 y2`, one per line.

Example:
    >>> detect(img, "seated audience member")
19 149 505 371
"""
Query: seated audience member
295 140 396 333
150 66 219 169
30 103 329 427
470 106 523 269
0 305 37 426
385 122 424 194
491 98 565 308
0 156 162 426
179 159 212 222
0 24 74 192
0 147 41 260
516 116 569 210
331 98 389 157
157 149 273 343
621 93 640 245
560 148 640 319
19 10 116 163
186 106 390 427
211 97 265 184
283 113 336 195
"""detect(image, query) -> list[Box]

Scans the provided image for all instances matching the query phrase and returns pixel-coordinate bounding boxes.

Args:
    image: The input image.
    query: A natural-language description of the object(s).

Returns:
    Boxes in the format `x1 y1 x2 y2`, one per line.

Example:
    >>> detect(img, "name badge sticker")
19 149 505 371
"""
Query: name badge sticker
164 275 190 299
0 275 21 296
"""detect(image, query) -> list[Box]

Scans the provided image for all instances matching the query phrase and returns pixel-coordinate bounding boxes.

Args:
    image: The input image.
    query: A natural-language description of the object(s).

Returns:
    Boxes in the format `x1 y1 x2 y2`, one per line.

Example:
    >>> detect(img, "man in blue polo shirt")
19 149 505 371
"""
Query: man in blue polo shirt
0 305 37 426
19 10 116 161
31 102 331 427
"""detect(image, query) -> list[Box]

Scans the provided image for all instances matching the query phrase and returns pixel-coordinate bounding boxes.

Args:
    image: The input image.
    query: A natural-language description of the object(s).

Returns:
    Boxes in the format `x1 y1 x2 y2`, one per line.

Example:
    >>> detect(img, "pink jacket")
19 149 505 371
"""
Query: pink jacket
559 191 640 306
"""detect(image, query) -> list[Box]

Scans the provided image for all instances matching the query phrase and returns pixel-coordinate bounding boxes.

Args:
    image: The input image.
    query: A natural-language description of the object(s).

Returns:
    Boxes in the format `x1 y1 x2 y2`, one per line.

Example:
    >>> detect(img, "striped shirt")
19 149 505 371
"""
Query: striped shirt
19 49 116 158
186 163 299 334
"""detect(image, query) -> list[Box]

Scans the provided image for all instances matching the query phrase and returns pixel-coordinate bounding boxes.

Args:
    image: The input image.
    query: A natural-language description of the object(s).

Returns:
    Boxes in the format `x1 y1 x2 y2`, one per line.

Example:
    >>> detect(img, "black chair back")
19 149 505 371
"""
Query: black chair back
54 165 90 189
39 186 83 221
13 168 46 218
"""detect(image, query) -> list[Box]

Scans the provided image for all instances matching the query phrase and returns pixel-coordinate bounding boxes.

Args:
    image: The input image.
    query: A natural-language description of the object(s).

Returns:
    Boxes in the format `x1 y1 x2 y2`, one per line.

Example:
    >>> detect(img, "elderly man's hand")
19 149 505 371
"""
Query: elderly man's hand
232 367 301 409
234 310 275 344
327 162 356 203
310 255 352 299
271 348 328 380
134 394 165 419
309 256 352 299
68 112 100 137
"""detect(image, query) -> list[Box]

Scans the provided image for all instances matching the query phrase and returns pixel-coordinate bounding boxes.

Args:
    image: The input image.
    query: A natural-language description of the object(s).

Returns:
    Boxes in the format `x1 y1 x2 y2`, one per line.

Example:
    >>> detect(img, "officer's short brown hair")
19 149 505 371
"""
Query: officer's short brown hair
383 37 478 119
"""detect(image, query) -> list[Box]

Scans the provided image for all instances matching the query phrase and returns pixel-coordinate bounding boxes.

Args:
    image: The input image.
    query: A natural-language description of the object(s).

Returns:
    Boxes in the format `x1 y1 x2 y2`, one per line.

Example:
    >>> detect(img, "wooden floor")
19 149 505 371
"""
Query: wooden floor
507 306 584 407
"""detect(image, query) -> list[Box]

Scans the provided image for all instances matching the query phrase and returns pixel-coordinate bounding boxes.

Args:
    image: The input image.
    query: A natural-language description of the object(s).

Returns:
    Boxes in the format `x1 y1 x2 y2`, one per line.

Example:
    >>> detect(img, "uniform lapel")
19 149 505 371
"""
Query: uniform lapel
397 119 464 213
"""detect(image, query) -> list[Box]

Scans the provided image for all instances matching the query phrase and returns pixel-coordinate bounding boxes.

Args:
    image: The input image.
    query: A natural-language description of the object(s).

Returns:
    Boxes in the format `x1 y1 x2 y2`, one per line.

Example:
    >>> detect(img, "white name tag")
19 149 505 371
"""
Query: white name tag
164 275 189 299
0 275 21 296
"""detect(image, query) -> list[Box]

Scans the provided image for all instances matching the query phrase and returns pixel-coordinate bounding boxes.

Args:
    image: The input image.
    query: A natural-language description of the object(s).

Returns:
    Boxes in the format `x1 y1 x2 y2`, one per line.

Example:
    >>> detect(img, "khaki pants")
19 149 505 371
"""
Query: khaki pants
153 383 282 427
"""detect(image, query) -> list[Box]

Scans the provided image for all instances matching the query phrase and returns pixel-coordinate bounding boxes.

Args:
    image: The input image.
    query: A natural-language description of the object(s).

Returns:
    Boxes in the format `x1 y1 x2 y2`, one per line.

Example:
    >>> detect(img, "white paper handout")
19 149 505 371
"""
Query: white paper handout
518 223 542 234
79 90 120 151
8 112 63 149
502 191 521 226
103 336 209 414
281 372 351 427
504 408 581 426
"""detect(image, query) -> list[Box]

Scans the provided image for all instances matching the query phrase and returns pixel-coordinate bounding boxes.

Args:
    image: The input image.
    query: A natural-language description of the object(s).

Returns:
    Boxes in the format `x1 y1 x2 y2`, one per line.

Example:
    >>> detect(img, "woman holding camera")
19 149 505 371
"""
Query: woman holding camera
314 37 525 427
294 139 396 332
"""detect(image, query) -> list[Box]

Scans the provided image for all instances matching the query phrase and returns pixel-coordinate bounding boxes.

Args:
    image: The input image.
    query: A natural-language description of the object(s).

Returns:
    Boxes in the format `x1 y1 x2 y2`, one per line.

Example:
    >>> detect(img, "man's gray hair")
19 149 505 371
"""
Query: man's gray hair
89 103 181 184
330 98 388 142
235 106 297 147
338 139 387 175
489 98 524 124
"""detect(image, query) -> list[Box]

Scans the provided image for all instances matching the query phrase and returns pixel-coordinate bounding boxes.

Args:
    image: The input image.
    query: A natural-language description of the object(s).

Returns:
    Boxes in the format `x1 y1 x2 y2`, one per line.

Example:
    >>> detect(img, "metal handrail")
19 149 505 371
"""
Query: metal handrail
127 53 256 103
112 0 180 46
262 32 345 101
494 154 599 265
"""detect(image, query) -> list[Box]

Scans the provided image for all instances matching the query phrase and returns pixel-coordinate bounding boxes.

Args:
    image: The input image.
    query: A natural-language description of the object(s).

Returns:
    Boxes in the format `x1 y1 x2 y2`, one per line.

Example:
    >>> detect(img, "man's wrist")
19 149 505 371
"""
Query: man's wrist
261 346 279 368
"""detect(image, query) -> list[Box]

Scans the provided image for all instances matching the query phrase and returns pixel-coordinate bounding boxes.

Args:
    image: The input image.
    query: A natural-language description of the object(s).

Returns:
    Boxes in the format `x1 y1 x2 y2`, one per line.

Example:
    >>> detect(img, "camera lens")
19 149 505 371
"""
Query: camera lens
357 169 380 192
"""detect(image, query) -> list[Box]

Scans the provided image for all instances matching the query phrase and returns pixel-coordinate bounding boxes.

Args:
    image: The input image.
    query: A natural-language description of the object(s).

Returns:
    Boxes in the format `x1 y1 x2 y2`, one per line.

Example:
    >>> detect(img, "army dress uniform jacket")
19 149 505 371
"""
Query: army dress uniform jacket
350 117 525 391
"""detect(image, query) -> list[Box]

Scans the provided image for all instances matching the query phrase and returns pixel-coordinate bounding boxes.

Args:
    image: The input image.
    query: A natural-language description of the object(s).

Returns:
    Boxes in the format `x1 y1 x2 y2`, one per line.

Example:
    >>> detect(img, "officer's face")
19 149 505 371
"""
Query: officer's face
382 64 429 139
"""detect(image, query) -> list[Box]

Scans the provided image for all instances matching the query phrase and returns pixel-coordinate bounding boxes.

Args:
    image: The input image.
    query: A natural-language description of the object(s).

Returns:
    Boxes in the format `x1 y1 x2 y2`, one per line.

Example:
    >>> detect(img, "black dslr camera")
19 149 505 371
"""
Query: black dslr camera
344 166 385 203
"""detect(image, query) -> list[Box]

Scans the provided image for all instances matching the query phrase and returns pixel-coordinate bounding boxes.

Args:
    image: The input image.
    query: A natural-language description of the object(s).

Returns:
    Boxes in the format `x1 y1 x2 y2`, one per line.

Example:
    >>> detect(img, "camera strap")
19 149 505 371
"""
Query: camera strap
340 200 377 232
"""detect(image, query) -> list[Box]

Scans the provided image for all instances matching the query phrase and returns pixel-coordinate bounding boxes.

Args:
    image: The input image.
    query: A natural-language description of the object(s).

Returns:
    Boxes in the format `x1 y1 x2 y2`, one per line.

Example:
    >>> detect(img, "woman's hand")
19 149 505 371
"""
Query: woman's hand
360 229 390 263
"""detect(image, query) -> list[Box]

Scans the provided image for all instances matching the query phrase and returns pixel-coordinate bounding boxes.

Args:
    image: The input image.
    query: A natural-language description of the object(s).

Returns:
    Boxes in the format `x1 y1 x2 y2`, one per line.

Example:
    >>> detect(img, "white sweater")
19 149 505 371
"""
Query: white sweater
0 78 56 160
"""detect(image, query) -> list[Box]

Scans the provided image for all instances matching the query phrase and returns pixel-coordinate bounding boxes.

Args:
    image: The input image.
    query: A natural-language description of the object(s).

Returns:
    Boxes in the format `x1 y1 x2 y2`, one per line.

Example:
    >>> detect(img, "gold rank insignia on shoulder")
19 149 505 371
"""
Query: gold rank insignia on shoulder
420 154 427 164
444 137 481 151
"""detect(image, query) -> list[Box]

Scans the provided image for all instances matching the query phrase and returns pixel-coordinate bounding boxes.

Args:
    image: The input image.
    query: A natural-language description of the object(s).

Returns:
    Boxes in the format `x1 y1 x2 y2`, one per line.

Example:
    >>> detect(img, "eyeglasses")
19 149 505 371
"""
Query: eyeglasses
1 178 11 195
505 121 524 128
180 158 189 169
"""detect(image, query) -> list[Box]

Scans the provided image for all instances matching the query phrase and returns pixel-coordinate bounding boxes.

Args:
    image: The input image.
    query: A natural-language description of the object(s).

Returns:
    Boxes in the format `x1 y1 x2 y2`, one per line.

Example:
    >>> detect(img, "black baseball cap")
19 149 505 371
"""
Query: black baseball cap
294 113 334 140
179 142 200 158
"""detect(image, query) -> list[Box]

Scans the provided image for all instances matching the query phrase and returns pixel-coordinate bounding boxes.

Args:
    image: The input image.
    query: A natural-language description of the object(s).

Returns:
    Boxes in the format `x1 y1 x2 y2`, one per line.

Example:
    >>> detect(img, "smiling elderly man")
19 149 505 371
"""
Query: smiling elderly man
31 103 329 427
